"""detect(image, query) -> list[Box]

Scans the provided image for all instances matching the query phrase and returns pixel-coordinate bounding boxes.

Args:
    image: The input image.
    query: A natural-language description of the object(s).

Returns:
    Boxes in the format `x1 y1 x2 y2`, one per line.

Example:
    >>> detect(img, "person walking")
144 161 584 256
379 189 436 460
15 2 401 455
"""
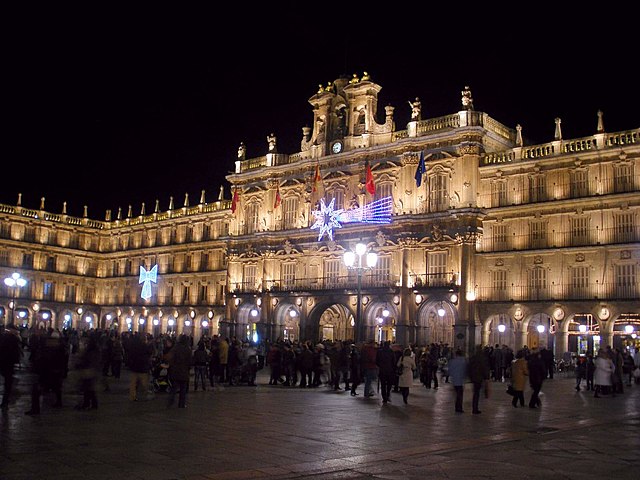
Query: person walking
297 343 313 388
593 349 615 398
74 332 100 410
375 340 397 404
127 333 153 402
110 335 124 380
622 350 635 387
575 355 587 391
585 353 595 390
360 339 378 398
218 336 229 384
527 349 546 408
396 347 416 404
510 350 528 407
208 336 220 388
192 342 209 391
166 334 193 408
467 345 490 414
0 325 23 412
349 343 361 396
447 349 467 413
26 330 69 415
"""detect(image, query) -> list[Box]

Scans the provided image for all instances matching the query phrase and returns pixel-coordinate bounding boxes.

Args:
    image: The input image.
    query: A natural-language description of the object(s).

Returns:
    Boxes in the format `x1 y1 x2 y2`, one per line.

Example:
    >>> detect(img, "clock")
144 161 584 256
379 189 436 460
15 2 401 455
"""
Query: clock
331 140 343 154
513 308 524 321
552 307 564 321
599 307 610 320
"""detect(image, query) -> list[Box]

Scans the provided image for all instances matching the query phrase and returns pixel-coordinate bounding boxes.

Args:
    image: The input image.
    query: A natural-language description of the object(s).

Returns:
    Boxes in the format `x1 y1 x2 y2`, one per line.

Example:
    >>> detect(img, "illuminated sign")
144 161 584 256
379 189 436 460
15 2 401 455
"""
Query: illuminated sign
139 265 158 300
311 196 392 241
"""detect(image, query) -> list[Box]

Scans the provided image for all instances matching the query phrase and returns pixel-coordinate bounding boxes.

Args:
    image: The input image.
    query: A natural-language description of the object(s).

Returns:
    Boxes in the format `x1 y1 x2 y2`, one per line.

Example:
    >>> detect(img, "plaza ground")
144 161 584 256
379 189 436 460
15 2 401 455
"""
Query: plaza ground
1 363 638 480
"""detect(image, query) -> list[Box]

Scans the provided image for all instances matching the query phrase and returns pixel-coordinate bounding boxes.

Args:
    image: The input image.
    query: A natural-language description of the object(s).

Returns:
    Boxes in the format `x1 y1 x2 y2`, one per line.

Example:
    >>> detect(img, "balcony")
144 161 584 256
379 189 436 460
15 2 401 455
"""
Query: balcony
479 226 640 252
231 274 400 294
477 283 640 302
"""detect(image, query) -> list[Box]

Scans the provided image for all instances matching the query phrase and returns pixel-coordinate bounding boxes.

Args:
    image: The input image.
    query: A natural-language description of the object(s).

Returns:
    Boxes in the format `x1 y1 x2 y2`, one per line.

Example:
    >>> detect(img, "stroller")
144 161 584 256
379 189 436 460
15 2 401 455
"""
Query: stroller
151 359 172 393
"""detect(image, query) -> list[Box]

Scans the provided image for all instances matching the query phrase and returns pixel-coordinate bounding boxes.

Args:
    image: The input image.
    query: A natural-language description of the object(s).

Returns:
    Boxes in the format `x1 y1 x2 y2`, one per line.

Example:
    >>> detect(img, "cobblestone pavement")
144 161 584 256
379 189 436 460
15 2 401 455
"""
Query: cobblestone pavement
1 363 638 480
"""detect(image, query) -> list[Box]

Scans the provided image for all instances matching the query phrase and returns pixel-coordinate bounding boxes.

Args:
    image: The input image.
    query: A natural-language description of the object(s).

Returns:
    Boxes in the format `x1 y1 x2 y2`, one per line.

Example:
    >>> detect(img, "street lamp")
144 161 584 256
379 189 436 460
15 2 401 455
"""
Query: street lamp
4 272 27 328
498 323 506 346
343 242 377 343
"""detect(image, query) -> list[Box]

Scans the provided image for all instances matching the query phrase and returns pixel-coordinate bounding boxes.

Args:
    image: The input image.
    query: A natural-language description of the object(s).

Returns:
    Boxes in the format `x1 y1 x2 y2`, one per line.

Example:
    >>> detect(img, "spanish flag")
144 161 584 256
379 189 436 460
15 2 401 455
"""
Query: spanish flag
365 160 375 195
231 187 239 214
312 161 322 193
274 185 282 209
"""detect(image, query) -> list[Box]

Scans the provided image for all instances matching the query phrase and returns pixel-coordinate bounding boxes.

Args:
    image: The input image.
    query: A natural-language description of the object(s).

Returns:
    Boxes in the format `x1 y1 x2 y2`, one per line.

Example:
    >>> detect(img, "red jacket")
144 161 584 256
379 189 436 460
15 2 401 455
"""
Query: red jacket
360 343 378 370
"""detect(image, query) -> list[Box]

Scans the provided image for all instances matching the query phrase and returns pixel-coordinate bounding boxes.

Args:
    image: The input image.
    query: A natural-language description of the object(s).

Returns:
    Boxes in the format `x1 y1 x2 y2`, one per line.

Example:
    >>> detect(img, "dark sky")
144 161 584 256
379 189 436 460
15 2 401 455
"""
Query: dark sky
3 4 637 219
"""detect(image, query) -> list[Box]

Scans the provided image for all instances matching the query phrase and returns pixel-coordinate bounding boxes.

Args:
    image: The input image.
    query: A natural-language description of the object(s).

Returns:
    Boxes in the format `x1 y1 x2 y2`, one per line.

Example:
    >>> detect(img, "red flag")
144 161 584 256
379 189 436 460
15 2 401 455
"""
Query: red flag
231 187 239 214
274 185 281 209
365 161 375 195
312 162 321 192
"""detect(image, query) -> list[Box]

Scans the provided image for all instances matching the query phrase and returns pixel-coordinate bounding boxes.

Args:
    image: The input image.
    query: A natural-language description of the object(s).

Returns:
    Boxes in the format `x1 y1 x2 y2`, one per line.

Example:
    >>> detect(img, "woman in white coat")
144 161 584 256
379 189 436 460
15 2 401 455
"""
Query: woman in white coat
397 347 416 404
593 349 615 398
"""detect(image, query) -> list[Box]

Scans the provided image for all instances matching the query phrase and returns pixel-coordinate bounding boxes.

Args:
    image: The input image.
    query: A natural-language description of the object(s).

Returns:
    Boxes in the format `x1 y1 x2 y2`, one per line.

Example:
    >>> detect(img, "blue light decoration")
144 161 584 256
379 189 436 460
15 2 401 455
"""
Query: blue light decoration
311 196 392 241
139 264 158 300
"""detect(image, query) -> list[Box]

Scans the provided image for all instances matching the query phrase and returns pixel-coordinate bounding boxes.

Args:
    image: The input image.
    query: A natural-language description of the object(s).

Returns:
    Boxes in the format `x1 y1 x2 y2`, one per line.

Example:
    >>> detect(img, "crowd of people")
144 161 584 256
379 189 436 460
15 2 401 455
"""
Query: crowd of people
1 325 639 415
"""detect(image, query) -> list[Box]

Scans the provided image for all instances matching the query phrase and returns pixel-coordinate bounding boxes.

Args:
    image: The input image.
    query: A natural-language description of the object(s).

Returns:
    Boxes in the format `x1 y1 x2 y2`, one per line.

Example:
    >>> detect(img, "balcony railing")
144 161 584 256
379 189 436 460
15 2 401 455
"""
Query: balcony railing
231 274 400 294
479 226 640 252
479 174 640 208
477 283 639 302
409 272 457 289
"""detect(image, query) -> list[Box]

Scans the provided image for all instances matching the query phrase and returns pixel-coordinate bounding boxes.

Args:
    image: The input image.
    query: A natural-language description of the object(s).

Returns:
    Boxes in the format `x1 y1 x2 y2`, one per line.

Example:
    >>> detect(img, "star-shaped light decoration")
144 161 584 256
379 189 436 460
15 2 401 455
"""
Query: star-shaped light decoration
311 198 345 241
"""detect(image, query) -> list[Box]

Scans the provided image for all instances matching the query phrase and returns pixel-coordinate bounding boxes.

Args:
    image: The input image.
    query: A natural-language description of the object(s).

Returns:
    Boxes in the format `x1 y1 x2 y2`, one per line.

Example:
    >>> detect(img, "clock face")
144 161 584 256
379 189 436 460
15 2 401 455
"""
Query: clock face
600 307 610 320
553 308 564 321
332 141 343 154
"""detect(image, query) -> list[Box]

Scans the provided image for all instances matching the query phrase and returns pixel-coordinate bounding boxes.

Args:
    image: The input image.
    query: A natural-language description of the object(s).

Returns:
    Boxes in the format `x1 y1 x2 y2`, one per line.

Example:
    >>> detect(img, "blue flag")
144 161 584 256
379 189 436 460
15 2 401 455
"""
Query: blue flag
415 151 426 187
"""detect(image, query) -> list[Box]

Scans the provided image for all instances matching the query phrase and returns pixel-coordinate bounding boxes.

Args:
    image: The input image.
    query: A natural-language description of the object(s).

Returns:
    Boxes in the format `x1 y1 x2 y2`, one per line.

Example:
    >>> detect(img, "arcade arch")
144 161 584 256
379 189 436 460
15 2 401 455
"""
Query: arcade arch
416 300 456 347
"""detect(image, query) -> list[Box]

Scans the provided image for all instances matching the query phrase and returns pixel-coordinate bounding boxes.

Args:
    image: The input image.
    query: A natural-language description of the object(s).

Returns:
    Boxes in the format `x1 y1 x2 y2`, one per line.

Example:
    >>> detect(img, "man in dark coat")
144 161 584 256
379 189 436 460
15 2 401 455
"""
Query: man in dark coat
166 334 193 408
540 347 554 379
527 349 546 408
0 326 23 411
297 343 313 388
375 340 397 404
467 345 490 414
127 333 153 401
25 330 68 414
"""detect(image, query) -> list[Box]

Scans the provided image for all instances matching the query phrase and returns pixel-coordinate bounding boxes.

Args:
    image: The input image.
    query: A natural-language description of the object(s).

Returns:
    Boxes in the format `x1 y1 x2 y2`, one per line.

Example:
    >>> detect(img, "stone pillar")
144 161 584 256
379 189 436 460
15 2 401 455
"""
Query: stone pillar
555 331 568 358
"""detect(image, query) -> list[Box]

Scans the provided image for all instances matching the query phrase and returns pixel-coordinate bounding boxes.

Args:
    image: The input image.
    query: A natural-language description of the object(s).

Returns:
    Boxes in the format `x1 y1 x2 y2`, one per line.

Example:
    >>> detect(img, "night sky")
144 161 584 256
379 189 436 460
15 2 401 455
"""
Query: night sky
3 4 637 219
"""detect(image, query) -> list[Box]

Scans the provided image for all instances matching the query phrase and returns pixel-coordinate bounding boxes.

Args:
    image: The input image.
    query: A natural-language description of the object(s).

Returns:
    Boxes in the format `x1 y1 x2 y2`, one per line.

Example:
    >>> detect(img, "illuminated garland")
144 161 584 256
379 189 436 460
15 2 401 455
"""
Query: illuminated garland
311 196 392 241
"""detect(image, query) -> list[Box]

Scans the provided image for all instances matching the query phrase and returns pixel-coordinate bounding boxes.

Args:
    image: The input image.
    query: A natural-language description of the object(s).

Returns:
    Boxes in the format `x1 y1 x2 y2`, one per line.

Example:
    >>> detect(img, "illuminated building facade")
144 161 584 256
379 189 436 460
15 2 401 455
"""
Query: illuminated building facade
1 74 638 355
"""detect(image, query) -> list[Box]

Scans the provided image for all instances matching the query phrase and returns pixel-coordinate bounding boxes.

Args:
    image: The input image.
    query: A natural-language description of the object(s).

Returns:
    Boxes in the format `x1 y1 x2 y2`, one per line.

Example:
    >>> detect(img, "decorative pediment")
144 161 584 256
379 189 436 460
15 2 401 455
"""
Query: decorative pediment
276 240 302 256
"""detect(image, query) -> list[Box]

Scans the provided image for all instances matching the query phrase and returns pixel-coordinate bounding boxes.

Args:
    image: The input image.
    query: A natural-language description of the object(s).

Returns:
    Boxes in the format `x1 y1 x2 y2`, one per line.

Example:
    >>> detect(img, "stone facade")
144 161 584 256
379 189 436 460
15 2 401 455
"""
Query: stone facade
1 74 638 356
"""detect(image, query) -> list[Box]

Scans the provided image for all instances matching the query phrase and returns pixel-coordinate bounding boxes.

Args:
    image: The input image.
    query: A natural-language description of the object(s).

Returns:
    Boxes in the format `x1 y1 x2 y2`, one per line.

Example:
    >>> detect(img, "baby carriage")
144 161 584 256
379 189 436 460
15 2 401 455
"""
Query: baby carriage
151 360 172 393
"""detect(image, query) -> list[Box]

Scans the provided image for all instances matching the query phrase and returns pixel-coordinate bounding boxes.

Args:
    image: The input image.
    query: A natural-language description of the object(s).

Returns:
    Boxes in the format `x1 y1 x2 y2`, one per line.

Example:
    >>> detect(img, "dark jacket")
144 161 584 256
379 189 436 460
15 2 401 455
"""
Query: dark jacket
468 347 490 383
166 337 192 382
375 344 397 379
527 353 546 386
127 336 153 373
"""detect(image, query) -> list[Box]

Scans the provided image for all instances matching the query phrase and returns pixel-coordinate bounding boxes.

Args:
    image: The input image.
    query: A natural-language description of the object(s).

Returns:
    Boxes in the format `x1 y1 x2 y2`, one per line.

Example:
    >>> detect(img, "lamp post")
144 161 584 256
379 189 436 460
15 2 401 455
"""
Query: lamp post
4 272 27 328
343 242 377 343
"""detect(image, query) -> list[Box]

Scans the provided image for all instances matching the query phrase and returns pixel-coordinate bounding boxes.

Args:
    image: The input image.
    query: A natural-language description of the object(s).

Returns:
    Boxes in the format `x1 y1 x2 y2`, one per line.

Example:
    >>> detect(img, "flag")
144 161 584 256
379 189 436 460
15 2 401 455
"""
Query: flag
274 185 281 209
415 150 426 187
365 160 375 195
231 187 239 214
312 161 322 192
